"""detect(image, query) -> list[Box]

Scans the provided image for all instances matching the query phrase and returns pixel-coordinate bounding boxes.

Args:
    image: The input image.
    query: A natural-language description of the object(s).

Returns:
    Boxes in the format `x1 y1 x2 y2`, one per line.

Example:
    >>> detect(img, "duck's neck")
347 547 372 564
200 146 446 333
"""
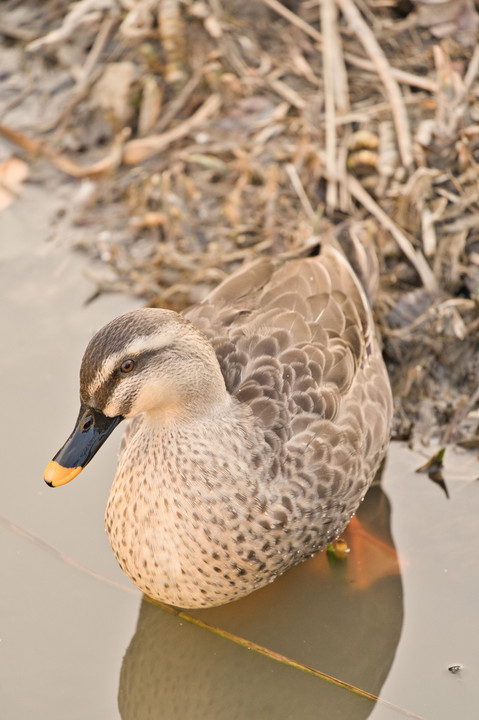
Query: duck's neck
123 393 256 473
142 396 263 486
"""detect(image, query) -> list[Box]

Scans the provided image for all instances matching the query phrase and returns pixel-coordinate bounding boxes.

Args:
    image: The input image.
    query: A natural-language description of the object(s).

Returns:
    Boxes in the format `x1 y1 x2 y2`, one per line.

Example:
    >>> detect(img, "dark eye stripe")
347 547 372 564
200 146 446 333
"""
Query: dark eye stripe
85 345 173 412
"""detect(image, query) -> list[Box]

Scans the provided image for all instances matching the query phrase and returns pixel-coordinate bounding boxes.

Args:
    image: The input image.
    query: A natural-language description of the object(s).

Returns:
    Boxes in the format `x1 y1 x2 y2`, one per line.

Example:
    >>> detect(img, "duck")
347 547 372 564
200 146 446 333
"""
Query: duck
44 240 393 608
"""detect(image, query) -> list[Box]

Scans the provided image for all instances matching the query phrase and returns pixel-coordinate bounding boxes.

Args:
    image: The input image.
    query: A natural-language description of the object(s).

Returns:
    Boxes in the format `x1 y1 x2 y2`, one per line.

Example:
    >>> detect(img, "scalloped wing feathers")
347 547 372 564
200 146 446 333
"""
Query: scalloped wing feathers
185 244 391 493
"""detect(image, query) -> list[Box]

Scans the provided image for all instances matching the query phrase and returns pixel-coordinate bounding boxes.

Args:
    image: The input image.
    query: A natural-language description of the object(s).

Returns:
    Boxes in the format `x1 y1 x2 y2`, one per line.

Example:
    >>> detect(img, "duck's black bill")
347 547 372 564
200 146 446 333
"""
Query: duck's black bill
44 403 123 487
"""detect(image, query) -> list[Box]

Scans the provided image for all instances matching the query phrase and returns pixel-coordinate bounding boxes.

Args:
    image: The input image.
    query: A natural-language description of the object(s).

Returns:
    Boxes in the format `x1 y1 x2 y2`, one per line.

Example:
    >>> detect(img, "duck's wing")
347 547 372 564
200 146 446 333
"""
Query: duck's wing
185 243 373 394
185 243 392 485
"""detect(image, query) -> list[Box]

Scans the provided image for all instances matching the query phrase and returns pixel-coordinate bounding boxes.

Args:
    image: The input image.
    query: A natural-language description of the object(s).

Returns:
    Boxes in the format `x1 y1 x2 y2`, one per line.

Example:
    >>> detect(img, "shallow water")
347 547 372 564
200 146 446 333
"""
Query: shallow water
1 176 478 719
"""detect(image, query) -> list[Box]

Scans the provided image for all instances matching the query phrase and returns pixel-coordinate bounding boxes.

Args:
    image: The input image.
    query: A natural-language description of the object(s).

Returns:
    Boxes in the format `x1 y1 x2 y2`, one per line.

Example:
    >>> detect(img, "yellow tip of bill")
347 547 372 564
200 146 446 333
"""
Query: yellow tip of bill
44 460 83 487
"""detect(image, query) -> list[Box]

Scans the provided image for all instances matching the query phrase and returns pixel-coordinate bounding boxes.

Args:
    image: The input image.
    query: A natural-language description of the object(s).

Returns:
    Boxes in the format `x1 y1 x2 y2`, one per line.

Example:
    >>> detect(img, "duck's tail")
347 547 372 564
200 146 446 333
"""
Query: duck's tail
334 222 380 305
302 223 380 306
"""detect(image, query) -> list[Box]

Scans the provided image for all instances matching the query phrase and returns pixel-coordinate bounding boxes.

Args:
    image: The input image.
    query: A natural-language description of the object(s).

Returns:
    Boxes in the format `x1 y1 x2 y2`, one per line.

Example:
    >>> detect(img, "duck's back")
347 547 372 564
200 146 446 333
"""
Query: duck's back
185 242 392 523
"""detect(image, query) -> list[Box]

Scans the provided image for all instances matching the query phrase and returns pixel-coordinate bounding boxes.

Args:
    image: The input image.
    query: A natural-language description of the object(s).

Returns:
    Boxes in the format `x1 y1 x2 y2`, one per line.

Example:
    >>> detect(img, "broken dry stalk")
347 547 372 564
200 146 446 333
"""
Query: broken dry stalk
285 164 317 223
321 0 339 210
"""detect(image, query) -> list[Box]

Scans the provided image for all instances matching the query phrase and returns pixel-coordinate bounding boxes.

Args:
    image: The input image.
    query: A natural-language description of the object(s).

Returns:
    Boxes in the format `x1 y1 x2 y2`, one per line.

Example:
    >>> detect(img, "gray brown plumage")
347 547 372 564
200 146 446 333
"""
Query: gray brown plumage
45 242 392 608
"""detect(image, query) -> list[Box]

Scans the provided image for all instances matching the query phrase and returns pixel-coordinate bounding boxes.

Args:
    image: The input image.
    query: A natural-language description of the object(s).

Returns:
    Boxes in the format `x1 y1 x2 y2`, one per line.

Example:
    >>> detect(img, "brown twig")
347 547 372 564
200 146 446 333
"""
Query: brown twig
0 123 131 178
285 163 317 222
0 95 221 176
147 596 429 720
122 93 221 164
463 43 479 93
37 15 117 134
78 12 117 91
346 174 437 291
343 53 437 93
154 71 203 133
259 0 323 45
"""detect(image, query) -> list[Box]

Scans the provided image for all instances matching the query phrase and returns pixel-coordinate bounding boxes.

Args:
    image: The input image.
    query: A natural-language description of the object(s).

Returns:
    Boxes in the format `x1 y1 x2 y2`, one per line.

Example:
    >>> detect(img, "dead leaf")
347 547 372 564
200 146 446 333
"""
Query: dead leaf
416 447 449 497
0 156 29 211
416 447 446 474
91 62 137 126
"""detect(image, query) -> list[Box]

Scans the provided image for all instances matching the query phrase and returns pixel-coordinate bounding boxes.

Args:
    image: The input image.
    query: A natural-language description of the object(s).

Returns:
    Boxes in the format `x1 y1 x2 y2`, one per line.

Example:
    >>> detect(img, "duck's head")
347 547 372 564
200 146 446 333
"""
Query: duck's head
43 308 227 487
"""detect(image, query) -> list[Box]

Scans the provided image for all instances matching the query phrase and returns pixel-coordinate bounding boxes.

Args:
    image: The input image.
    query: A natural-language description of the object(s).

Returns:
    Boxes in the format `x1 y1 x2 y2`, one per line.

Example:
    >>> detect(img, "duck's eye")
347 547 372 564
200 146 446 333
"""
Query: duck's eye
120 359 135 374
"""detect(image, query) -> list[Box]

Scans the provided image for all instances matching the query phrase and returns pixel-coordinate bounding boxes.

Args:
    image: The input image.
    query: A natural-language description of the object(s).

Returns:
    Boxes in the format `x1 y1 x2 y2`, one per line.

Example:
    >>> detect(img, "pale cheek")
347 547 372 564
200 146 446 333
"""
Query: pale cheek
130 379 179 417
